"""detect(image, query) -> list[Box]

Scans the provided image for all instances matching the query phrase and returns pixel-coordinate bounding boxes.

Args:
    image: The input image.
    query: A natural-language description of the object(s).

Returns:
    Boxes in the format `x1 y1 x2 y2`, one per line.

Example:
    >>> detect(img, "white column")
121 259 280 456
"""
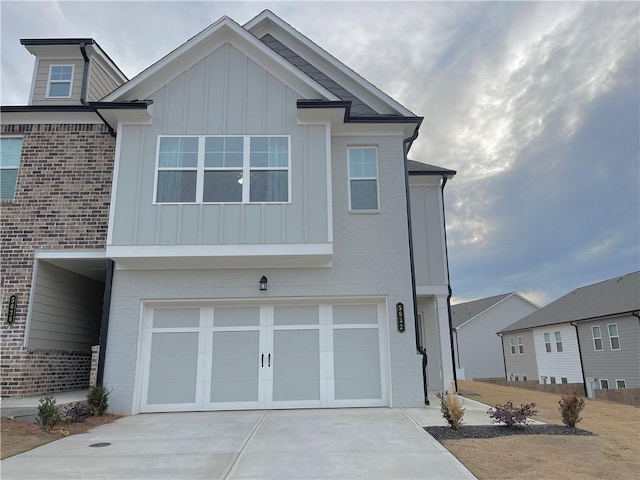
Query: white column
436 294 455 390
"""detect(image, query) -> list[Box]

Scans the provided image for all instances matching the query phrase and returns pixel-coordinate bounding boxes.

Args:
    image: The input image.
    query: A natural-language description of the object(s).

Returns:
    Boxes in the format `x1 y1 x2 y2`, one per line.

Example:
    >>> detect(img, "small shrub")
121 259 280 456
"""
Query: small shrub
488 401 538 427
87 384 111 416
36 394 61 432
559 389 585 427
436 385 465 430
59 401 90 423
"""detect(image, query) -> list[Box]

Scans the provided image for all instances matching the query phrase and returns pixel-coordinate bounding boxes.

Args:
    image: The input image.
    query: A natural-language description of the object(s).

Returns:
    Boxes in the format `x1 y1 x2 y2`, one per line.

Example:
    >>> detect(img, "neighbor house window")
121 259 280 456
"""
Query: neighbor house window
517 336 524 354
509 337 516 355
0 137 23 200
544 333 552 352
599 379 609 389
555 331 563 352
522 375 527 381
155 135 289 204
616 379 626 389
561 377 568 384
592 326 603 351
550 377 556 384
608 323 620 350
47 65 74 97
348 147 378 211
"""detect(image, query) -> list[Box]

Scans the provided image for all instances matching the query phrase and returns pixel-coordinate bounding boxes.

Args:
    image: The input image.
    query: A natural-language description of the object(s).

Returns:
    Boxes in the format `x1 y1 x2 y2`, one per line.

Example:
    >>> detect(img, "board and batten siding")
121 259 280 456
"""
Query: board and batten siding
31 59 84 105
503 330 539 380
87 59 120 101
109 43 329 247
532 324 582 383
28 261 104 351
409 180 447 287
578 314 640 388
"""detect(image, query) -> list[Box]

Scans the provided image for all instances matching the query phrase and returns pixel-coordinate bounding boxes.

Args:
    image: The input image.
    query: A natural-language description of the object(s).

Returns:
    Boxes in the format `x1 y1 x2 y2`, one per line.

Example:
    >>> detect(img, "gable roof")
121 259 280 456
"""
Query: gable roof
103 15 338 103
499 271 640 333
451 293 512 328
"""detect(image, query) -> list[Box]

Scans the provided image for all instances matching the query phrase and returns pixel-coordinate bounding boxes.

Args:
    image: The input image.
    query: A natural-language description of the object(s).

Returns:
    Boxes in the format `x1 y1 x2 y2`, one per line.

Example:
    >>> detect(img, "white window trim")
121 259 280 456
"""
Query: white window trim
599 379 609 389
46 64 74 98
615 379 626 389
153 135 291 205
509 336 516 355
517 335 524 355
555 331 563 352
0 136 23 201
607 323 620 350
591 325 603 351
544 332 552 352
347 146 380 213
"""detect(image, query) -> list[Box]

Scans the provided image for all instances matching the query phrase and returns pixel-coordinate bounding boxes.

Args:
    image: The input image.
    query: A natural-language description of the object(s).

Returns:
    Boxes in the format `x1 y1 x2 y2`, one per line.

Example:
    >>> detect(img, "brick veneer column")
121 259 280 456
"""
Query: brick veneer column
0 123 115 396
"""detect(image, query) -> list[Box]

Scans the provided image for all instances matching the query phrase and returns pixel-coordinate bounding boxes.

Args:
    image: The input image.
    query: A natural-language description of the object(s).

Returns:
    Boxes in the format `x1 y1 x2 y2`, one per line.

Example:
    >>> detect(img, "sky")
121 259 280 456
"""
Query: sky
1 1 638 306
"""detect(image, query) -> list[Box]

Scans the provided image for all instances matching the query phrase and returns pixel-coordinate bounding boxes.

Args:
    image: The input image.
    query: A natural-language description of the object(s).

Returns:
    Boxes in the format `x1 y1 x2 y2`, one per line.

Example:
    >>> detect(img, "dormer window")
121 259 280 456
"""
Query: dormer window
47 65 74 97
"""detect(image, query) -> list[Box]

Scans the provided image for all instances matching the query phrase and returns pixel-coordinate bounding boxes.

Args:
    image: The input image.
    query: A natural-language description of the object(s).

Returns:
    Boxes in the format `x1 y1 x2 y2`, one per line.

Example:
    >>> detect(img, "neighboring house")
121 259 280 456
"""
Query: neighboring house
451 293 539 380
499 272 640 397
1 10 457 415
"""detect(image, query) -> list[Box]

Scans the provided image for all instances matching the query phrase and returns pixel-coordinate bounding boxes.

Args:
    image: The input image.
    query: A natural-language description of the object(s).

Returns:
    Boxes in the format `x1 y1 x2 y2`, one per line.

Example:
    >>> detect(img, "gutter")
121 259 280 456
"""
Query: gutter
97 259 114 385
441 175 458 392
78 42 116 138
570 322 588 397
402 121 430 405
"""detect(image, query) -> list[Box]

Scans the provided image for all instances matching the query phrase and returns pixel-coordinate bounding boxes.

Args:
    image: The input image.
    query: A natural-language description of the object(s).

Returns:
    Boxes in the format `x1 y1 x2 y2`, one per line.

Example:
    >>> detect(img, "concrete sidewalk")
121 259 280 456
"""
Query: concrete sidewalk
1 407 478 479
1 390 88 419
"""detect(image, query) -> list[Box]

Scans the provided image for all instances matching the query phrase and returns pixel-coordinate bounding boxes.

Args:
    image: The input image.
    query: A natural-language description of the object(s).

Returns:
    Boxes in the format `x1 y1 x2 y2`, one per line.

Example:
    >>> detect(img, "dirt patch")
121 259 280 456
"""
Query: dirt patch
1 414 120 460
442 381 640 480
425 423 593 441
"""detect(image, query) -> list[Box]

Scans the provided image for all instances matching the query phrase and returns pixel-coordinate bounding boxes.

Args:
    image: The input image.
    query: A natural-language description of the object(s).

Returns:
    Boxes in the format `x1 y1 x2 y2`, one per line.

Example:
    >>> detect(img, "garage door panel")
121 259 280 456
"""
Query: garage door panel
273 380 320 401
272 330 320 402
333 351 381 379
274 329 319 352
150 332 198 355
273 352 320 380
153 308 200 328
148 354 199 384
274 305 319 325
211 380 259 403
333 328 379 351
334 377 382 400
212 330 260 354
214 307 260 327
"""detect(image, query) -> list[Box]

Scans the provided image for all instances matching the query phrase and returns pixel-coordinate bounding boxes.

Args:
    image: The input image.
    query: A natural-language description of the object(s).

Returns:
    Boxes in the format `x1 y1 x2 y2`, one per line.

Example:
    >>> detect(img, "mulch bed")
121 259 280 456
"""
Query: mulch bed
425 424 594 441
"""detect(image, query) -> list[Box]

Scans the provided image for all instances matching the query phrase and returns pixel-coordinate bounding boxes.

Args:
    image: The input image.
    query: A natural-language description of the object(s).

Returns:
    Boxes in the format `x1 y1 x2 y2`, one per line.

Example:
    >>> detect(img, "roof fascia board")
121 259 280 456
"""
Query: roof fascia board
104 18 338 103
456 293 516 330
500 310 637 334
245 11 416 117
0 111 103 125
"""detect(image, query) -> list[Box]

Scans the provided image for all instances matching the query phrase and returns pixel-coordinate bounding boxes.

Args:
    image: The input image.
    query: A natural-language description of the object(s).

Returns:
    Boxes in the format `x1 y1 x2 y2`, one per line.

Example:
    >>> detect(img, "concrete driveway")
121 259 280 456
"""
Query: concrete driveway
1 408 475 479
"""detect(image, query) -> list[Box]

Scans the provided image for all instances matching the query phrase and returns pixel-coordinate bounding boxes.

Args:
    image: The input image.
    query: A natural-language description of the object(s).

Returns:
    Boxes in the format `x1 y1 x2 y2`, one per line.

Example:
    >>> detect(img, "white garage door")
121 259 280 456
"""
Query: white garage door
138 301 388 412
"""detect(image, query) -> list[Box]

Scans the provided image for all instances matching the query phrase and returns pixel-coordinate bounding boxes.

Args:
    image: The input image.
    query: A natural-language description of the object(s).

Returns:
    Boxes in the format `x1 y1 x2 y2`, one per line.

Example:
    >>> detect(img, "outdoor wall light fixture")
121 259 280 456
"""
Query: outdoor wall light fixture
259 276 268 291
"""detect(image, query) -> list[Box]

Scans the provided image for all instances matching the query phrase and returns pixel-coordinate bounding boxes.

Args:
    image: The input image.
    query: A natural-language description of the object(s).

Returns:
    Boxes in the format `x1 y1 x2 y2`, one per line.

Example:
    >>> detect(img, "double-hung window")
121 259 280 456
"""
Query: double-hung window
544 333 552 352
616 379 626 389
348 147 379 211
509 337 516 355
155 135 289 204
608 323 620 350
555 331 563 352
0 137 23 200
599 379 609 389
47 65 74 98
517 336 524 354
592 326 603 351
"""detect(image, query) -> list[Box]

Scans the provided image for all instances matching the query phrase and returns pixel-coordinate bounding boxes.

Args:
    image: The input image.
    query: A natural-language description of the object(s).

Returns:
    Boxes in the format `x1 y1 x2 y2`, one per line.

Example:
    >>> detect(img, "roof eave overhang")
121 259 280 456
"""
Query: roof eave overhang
498 309 639 334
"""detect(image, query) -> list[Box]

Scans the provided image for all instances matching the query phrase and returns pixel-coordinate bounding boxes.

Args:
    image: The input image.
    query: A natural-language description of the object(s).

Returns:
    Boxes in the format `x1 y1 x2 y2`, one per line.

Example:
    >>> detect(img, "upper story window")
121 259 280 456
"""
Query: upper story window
544 333 551 352
607 323 620 350
155 135 289 204
348 147 379 211
555 331 563 352
0 137 23 201
47 65 74 98
592 325 603 351
509 336 516 354
517 336 524 354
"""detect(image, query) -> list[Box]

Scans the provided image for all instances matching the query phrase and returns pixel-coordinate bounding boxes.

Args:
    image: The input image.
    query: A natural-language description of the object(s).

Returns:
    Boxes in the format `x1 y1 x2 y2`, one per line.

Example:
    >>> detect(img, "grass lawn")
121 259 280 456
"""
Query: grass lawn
443 380 640 479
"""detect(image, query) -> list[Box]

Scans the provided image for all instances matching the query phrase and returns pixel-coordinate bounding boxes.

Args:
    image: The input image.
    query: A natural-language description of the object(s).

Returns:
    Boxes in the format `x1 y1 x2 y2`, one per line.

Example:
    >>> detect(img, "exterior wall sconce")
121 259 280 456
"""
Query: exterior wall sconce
259 276 268 291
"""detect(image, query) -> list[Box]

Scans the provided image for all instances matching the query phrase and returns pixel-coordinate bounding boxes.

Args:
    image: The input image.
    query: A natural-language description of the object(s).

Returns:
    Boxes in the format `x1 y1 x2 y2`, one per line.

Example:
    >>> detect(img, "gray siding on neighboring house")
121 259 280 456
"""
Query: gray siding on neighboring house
502 330 538 380
31 58 84 105
409 181 447 287
578 314 640 388
87 59 120 101
109 43 329 247
105 131 424 414
456 296 539 380
28 261 104 351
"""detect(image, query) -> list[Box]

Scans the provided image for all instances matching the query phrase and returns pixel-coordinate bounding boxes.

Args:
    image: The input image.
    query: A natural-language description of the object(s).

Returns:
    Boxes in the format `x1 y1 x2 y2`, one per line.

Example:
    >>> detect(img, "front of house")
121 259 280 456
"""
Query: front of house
1 11 456 414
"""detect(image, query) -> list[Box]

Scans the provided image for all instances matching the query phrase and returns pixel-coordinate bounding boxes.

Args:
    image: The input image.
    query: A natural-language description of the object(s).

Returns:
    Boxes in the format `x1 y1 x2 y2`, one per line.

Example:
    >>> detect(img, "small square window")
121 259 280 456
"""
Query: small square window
600 379 609 389
47 65 74 98
561 377 568 384
616 379 626 389
555 331 563 352
550 377 556 384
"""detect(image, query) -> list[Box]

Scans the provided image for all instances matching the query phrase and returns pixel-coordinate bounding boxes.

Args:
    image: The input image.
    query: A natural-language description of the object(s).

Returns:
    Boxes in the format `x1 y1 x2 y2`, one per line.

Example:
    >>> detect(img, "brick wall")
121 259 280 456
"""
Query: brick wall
0 123 114 397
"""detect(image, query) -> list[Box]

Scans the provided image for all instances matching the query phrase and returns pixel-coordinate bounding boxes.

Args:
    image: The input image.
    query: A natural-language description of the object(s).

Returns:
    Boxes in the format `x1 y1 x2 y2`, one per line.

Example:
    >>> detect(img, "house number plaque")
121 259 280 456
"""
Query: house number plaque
7 295 17 324
396 302 405 333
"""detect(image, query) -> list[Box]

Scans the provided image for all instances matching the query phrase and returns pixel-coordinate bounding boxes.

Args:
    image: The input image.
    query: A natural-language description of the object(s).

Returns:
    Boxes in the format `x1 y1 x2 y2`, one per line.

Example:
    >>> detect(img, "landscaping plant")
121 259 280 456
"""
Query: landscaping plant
59 401 90 423
559 389 585 427
36 394 61 432
436 384 465 430
488 400 537 427
87 384 111 416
